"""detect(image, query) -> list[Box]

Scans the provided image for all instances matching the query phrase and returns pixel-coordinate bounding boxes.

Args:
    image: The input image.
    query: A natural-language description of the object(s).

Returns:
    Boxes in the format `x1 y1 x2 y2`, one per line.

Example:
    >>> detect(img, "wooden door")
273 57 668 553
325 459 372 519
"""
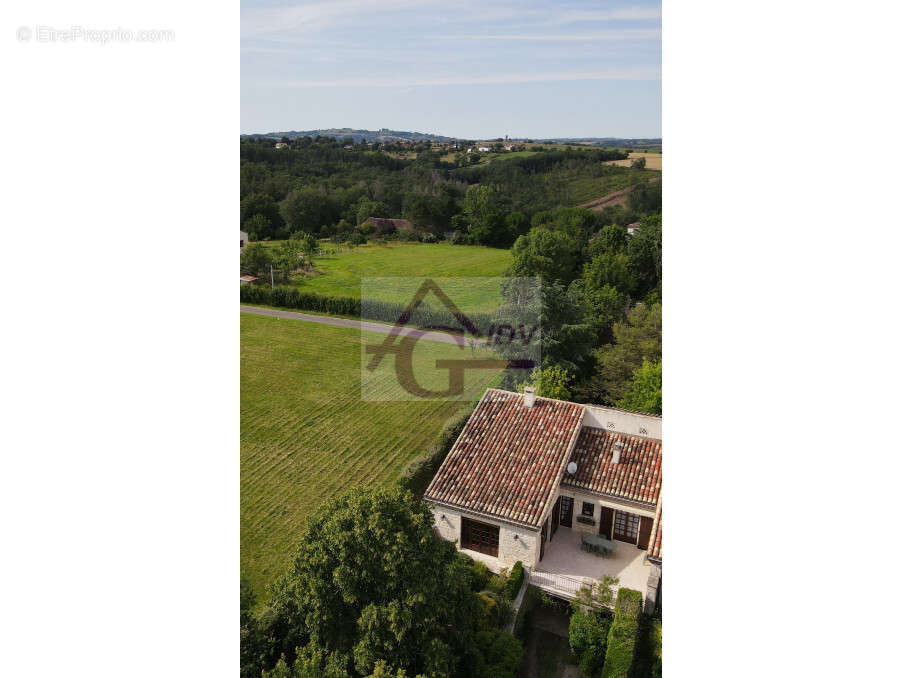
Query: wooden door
637 516 654 550
613 510 641 545
599 506 614 539
551 497 560 540
559 496 573 528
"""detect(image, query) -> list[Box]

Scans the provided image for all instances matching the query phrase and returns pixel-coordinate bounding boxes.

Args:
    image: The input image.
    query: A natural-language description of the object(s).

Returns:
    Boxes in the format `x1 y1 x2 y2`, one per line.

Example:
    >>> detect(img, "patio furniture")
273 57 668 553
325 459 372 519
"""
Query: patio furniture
581 534 616 557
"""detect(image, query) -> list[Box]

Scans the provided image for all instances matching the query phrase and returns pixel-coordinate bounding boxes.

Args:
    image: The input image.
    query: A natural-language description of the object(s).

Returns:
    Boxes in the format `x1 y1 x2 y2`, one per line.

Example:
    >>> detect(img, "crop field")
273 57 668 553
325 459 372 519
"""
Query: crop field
241 313 503 599
603 151 663 171
302 242 512 312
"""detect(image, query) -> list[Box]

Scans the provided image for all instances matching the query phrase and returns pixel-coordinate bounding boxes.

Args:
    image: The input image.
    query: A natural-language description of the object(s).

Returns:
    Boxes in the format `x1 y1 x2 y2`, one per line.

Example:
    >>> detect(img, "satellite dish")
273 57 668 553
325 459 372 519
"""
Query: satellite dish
567 462 577 475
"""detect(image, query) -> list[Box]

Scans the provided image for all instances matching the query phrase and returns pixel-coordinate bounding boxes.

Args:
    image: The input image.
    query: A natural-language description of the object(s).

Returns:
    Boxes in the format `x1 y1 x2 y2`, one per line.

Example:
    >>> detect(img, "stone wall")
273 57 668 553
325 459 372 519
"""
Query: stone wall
429 504 540 570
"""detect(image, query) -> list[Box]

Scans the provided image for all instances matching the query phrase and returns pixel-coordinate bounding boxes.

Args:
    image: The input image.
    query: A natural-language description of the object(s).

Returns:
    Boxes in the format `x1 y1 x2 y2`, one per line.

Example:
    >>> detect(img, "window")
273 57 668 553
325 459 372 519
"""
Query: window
460 517 499 557
581 502 595 517
613 511 641 543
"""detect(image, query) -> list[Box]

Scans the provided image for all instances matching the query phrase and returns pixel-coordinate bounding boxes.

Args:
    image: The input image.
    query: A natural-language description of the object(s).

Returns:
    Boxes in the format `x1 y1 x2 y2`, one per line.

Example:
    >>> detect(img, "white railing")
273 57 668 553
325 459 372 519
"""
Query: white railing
529 570 591 598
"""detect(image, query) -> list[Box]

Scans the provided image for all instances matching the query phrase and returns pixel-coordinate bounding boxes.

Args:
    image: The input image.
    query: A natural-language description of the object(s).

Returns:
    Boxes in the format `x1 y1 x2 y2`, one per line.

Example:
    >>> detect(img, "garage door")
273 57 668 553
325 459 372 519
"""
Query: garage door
461 517 499 557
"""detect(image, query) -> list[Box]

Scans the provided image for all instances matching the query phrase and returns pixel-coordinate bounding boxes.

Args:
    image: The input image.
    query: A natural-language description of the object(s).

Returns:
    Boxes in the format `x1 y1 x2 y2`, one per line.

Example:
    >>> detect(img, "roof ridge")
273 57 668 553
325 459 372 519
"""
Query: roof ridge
488 387 662 419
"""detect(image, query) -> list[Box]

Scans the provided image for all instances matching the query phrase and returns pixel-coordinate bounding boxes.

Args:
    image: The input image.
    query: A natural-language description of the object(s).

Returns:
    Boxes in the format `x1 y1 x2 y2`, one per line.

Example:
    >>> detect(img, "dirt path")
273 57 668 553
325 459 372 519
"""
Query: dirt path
578 176 659 211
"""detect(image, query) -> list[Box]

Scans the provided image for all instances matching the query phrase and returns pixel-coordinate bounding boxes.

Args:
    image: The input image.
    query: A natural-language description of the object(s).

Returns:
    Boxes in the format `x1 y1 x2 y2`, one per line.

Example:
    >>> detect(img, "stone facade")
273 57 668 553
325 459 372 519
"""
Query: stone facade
429 504 540 570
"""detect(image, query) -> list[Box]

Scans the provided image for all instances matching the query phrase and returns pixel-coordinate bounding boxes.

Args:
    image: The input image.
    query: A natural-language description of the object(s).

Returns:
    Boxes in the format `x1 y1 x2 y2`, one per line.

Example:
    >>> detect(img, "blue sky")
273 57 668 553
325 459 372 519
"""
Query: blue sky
241 0 661 138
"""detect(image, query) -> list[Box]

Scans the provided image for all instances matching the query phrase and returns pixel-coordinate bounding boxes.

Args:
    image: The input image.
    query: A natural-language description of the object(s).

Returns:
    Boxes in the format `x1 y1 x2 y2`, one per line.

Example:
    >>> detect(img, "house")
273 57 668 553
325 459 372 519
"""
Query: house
360 217 413 234
424 387 662 611
240 230 248 252
477 146 491 152
275 142 288 149
239 275 258 284
627 222 641 237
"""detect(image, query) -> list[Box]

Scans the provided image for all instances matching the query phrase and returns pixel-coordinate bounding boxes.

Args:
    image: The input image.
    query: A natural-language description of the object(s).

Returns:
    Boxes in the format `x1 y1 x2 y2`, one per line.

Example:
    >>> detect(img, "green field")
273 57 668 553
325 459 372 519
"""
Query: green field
302 242 512 312
241 313 503 600
567 168 660 206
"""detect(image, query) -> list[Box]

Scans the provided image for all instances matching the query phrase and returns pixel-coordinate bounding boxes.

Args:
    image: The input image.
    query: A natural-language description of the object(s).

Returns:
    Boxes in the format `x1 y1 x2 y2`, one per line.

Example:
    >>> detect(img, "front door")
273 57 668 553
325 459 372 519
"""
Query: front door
559 496 573 528
551 497 560 540
613 510 641 545
599 506 614 539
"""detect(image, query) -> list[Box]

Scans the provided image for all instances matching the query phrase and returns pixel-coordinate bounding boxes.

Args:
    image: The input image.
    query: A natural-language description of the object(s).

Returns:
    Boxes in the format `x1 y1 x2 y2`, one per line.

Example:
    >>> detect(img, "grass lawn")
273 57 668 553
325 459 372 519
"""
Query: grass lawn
301 242 512 312
241 313 503 601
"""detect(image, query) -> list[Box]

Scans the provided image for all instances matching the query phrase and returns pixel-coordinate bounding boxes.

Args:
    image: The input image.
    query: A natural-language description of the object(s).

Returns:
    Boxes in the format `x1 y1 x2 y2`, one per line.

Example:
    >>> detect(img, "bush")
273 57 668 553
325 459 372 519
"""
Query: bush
475 591 500 631
599 588 643 678
576 515 596 526
504 561 524 600
420 232 437 243
472 629 523 678
569 608 612 677
450 231 471 245
468 560 492 592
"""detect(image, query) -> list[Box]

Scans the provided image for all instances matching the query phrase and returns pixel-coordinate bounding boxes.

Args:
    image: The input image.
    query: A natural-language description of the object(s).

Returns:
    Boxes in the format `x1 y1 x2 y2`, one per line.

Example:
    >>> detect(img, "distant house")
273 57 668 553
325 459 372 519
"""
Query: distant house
477 146 491 152
274 142 288 149
240 230 249 252
239 275 258 284
425 388 662 611
360 217 413 234
626 222 641 237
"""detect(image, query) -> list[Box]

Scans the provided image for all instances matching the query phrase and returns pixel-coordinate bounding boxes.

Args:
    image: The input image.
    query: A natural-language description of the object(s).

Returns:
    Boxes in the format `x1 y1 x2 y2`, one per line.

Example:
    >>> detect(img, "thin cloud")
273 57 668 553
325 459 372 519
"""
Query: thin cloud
273 68 661 88
436 28 661 42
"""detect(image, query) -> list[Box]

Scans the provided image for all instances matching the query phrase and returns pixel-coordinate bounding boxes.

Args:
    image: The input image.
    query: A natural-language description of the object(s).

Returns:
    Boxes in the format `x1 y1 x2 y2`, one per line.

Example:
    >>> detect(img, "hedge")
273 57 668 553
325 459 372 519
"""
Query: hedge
240 284 495 333
398 404 475 496
599 588 643 678
504 561 525 600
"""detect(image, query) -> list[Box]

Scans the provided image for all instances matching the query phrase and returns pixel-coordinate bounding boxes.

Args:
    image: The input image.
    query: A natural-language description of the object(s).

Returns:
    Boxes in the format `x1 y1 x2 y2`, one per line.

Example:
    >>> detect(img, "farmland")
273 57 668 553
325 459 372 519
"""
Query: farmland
300 242 512 312
604 151 663 171
240 313 503 600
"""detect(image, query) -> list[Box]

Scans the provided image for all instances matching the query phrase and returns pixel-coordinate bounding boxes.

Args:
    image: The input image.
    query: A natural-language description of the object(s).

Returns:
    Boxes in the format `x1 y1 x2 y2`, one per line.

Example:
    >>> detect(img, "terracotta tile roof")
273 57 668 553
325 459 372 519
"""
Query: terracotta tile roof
424 388 585 529
648 504 662 561
561 427 662 506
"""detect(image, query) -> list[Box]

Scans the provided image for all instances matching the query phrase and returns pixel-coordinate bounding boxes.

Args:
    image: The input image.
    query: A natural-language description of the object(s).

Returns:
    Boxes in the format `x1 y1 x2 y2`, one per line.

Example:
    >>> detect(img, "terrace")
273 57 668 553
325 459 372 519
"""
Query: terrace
530 526 653 603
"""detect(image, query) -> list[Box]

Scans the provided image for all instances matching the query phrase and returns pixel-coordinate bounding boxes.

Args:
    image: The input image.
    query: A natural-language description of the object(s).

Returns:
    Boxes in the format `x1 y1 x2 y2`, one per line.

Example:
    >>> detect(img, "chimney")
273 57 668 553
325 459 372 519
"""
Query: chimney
523 386 536 408
612 440 623 464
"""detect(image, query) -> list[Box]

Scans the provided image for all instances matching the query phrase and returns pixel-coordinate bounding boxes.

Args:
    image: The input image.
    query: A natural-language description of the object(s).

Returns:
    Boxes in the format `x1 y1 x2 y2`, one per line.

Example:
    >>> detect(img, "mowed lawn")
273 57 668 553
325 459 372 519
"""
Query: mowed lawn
303 242 512 312
241 313 503 599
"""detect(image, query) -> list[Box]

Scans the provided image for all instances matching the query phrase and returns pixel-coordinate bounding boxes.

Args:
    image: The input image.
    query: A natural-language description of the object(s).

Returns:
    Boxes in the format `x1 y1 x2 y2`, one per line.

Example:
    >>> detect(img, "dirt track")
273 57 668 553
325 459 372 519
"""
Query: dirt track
579 176 660 211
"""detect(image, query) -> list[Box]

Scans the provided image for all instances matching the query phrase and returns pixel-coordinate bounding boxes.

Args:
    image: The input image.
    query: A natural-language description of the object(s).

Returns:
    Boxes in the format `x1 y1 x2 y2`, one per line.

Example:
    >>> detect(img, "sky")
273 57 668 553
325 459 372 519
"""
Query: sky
241 0 661 139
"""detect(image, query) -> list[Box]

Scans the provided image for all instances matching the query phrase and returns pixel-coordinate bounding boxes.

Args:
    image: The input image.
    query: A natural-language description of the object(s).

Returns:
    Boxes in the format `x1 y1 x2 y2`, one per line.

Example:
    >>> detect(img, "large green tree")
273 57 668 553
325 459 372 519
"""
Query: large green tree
617 359 662 415
508 228 582 284
575 303 662 405
255 487 482 678
241 193 286 238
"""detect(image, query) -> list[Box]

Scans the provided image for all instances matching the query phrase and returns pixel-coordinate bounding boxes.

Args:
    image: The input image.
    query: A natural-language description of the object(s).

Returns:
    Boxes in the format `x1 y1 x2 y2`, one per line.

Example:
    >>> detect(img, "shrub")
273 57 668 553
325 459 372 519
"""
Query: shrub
475 591 500 631
468 560 492 592
471 629 523 678
569 608 612 677
599 588 643 678
504 561 524 600
450 231 471 245
487 573 507 596
420 232 437 243
576 515 596 526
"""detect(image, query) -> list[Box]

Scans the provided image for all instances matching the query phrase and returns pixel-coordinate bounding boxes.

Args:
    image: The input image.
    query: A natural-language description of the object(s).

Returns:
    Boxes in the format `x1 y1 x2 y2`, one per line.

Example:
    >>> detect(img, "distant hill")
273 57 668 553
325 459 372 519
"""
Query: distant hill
241 128 457 143
240 128 661 147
